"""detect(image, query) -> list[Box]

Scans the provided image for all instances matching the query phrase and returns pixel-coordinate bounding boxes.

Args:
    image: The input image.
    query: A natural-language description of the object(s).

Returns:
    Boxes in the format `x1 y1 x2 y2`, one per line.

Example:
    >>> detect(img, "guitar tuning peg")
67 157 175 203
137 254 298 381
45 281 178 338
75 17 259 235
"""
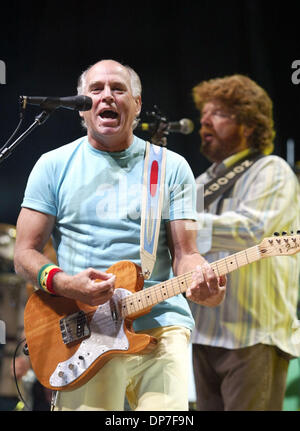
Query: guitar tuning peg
290 231 294 234
297 230 300 235
273 232 280 236
282 231 287 235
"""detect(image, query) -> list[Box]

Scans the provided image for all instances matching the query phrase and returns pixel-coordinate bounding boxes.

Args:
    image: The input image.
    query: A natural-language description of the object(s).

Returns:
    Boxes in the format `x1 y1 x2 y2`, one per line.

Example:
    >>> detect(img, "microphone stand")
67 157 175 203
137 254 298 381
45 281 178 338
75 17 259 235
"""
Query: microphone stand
0 109 53 165
144 105 169 147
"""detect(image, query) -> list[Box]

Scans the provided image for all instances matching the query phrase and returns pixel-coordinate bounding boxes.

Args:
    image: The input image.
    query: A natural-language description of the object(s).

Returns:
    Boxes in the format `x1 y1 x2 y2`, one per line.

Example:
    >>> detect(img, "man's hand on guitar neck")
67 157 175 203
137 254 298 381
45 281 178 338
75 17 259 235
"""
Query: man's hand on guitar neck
52 268 116 306
166 219 227 307
186 262 227 307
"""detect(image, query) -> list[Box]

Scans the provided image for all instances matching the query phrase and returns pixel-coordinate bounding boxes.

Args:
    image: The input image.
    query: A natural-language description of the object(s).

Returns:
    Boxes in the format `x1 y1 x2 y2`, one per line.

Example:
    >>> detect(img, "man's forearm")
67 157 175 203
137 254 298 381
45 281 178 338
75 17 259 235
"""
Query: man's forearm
14 248 55 288
173 251 207 277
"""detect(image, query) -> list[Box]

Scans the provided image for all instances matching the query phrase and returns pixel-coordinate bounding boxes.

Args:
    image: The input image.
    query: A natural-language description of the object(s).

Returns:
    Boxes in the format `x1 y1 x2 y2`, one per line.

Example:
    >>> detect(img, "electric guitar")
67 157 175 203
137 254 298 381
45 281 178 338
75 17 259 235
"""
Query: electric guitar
24 233 300 391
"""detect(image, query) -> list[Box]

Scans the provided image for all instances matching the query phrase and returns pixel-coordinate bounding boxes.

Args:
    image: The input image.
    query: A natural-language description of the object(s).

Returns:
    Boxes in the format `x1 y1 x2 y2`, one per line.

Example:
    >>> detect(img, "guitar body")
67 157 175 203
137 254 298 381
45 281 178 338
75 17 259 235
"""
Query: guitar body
24 261 157 391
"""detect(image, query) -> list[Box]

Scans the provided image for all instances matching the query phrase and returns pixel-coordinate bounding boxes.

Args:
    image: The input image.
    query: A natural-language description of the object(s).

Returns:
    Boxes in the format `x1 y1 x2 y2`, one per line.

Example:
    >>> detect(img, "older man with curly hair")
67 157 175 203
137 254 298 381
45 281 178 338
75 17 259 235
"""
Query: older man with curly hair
189 74 300 411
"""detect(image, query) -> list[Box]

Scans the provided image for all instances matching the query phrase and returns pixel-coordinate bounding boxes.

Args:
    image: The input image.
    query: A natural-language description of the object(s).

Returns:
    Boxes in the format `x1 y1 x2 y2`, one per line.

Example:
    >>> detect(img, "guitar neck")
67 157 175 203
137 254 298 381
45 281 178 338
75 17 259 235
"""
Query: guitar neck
121 245 261 318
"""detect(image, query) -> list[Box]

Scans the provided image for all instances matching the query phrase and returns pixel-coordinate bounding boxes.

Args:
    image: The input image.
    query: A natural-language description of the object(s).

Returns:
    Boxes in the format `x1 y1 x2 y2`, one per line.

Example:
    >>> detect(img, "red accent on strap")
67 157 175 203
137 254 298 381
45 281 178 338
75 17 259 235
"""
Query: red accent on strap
46 267 63 294
150 160 159 197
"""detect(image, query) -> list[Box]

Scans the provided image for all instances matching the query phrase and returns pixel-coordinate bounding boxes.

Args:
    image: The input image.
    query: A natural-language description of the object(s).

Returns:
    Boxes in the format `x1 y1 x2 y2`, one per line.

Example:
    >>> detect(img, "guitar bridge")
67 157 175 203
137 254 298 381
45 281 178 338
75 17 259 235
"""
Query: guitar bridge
60 310 90 345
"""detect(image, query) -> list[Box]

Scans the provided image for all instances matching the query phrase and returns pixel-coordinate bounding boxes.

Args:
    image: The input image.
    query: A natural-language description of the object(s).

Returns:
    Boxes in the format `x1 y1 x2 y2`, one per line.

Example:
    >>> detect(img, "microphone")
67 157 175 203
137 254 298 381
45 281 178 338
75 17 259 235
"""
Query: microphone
20 95 92 111
137 118 194 135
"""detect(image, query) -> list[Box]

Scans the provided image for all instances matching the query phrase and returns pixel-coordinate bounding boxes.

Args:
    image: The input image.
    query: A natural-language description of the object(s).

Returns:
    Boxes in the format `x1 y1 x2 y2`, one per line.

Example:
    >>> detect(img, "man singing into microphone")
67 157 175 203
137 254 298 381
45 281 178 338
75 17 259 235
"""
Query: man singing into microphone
14 59 226 411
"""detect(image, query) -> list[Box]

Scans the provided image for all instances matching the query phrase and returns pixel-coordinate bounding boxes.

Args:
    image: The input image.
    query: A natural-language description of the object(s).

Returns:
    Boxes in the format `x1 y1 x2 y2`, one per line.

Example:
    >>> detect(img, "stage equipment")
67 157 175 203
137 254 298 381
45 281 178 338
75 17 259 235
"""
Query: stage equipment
0 224 27 404
0 95 92 164
20 95 92 112
136 105 194 146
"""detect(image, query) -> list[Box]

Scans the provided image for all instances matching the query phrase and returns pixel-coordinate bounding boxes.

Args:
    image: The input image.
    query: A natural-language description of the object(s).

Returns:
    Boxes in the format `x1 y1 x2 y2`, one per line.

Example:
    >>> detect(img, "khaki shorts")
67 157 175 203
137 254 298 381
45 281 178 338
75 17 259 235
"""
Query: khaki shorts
54 325 190 411
192 343 290 411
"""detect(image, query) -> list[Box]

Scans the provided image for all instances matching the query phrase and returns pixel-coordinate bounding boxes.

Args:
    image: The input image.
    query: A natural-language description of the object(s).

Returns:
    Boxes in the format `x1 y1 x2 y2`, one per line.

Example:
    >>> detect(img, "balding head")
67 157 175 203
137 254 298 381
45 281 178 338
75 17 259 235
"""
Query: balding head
77 59 142 98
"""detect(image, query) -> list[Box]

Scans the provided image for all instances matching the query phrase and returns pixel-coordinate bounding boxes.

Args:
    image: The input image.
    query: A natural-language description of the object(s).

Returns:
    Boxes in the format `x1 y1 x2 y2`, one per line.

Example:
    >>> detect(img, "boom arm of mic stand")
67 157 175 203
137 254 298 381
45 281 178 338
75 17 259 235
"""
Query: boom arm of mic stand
0 110 52 164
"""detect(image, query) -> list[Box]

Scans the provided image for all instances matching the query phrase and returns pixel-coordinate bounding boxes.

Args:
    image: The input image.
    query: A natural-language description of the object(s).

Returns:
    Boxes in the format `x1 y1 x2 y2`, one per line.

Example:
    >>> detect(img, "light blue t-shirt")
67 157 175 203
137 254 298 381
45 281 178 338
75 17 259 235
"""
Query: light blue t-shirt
22 135 196 331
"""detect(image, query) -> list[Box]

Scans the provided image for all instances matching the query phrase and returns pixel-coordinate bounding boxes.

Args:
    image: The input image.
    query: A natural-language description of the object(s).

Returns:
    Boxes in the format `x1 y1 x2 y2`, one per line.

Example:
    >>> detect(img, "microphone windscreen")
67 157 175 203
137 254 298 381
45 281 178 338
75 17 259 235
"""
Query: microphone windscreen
74 96 93 111
60 95 92 111
179 118 194 135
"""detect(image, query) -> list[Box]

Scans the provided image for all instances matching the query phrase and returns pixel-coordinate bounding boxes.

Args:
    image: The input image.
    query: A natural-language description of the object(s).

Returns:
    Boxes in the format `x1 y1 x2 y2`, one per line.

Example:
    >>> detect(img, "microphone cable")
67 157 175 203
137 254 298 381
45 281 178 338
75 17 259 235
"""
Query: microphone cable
12 338 32 411
0 101 25 153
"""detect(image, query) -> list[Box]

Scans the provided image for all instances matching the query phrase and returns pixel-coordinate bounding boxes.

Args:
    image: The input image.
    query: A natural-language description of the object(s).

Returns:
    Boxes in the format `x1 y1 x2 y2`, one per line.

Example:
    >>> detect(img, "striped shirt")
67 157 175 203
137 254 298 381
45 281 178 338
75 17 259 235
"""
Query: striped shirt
189 149 300 357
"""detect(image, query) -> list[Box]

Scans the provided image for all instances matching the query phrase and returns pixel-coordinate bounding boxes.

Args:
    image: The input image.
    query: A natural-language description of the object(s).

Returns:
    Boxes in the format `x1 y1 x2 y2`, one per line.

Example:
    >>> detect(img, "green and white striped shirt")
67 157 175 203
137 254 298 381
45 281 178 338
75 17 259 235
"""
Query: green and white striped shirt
190 149 300 357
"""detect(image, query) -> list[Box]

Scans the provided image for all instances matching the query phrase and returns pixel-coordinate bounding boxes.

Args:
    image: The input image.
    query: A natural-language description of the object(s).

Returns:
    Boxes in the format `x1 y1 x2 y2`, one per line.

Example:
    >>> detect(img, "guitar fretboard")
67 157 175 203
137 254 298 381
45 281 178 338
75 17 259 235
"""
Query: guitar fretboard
121 245 261 318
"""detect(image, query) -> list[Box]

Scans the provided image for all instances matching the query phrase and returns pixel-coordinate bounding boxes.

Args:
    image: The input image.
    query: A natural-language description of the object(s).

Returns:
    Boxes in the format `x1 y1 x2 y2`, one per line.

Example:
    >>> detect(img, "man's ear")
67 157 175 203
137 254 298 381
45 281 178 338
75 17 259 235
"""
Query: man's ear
135 95 142 117
244 125 254 138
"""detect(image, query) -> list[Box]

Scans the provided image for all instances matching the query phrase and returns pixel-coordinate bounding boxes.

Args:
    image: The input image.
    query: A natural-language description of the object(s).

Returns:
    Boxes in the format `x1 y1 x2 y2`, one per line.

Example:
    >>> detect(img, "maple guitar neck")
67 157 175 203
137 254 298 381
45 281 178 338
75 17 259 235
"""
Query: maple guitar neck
121 245 261 319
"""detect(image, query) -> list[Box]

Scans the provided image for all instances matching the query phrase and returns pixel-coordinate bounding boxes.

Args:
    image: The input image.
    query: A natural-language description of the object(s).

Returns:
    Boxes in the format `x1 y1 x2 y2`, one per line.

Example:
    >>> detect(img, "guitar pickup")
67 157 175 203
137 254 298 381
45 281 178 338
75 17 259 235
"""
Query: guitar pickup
60 310 90 345
110 298 119 322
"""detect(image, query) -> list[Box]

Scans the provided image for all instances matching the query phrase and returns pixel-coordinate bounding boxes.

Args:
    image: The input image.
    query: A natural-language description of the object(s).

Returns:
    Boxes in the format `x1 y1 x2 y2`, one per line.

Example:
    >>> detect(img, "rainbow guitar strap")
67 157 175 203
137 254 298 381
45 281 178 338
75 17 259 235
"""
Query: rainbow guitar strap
140 141 166 279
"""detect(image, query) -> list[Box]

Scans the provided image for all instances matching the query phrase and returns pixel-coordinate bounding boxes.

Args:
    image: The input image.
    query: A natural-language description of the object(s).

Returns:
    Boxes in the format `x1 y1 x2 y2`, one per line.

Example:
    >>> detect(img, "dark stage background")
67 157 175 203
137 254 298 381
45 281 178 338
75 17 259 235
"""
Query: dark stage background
1 0 300 226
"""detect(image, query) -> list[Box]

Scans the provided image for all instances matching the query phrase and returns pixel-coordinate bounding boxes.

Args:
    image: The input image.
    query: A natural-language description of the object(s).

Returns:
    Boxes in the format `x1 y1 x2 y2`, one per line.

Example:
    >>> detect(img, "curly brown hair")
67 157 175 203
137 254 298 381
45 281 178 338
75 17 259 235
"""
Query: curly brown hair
192 74 275 155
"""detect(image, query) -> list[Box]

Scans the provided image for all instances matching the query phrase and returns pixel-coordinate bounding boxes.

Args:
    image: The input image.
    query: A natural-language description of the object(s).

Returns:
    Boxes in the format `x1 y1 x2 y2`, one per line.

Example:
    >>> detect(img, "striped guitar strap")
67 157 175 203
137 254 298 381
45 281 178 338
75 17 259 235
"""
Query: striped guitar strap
199 151 264 210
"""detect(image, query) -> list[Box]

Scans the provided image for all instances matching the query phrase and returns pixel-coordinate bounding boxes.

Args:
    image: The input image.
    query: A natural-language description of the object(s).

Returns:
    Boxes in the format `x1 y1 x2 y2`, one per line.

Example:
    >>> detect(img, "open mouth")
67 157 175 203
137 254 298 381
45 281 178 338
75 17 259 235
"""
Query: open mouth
99 109 118 119
202 132 214 141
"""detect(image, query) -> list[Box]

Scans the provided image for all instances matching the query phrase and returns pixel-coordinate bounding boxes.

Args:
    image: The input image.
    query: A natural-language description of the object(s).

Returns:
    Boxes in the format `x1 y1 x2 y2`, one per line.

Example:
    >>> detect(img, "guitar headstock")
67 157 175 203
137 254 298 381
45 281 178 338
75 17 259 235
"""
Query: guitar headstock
259 231 300 257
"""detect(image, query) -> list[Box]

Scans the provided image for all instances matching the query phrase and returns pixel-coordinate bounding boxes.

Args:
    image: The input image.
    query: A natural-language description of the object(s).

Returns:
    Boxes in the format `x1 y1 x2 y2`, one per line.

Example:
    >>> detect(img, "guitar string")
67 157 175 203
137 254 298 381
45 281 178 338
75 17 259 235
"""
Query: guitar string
121 245 262 315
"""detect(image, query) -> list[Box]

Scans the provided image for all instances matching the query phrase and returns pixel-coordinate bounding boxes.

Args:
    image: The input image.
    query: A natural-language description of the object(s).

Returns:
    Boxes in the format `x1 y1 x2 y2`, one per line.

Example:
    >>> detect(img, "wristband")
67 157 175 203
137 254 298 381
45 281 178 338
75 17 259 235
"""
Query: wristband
37 263 62 295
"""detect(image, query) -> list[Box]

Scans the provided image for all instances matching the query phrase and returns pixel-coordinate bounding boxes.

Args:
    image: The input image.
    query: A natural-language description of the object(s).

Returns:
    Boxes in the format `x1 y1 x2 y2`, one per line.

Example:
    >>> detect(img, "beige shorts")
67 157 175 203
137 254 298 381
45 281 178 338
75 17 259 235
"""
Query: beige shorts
54 325 190 411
